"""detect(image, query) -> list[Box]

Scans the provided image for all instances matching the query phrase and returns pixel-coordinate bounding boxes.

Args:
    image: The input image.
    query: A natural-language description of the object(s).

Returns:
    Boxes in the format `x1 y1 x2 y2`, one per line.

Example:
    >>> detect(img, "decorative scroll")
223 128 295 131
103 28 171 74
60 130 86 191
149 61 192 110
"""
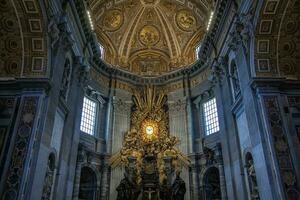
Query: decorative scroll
2 96 39 200
263 96 299 199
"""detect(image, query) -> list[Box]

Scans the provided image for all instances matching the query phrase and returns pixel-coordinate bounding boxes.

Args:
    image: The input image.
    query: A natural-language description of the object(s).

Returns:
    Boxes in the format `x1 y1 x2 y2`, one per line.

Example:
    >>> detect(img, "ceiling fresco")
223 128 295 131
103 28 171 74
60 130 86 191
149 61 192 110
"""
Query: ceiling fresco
88 0 215 76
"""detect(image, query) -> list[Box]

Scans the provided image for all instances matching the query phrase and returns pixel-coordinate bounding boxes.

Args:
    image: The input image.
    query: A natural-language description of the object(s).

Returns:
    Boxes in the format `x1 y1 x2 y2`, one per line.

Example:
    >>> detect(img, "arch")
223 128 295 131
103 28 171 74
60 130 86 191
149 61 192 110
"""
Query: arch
78 166 99 200
202 166 221 200
0 0 48 78
254 0 300 79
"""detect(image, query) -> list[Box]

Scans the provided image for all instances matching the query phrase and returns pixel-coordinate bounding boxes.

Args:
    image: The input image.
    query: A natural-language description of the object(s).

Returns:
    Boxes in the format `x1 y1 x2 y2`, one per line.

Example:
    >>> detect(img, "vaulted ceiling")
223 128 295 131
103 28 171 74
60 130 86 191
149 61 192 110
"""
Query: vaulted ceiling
88 0 215 76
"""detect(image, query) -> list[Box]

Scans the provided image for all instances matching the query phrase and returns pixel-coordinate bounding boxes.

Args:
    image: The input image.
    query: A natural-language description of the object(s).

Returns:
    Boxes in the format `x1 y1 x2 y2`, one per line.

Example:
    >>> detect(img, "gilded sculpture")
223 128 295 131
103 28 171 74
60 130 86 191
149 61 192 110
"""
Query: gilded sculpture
176 10 196 31
110 86 189 185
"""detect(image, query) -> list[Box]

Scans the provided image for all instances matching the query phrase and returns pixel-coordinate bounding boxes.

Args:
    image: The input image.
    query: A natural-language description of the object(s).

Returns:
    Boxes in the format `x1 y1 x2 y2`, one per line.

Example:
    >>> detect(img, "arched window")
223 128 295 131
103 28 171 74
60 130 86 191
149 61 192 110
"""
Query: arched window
229 61 240 99
42 153 55 200
98 43 104 59
195 43 202 60
245 153 260 200
204 167 221 200
79 167 97 200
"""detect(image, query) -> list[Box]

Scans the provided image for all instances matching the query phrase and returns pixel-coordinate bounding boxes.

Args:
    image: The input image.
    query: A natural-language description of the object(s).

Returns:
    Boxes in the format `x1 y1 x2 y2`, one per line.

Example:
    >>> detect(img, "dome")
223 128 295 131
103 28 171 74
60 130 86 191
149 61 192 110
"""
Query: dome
88 0 215 76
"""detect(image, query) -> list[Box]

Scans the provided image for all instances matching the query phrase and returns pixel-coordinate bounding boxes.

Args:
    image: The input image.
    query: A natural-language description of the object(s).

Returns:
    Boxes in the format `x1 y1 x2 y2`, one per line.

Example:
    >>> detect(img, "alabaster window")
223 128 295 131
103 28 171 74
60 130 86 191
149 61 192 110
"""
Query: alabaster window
99 43 104 59
195 43 201 59
203 98 220 135
80 97 97 135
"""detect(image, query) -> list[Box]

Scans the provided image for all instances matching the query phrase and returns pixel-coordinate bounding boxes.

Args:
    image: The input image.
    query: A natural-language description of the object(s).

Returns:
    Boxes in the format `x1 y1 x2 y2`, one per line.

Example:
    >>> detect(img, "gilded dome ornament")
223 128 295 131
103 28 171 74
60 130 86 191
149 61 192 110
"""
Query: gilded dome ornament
140 0 160 6
102 9 123 31
176 9 196 31
89 0 211 76
139 25 160 46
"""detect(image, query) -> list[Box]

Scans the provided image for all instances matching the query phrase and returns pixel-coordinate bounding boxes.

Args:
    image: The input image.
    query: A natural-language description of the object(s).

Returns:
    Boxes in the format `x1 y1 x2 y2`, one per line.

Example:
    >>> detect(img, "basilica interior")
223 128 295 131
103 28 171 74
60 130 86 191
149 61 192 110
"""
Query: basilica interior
0 0 300 199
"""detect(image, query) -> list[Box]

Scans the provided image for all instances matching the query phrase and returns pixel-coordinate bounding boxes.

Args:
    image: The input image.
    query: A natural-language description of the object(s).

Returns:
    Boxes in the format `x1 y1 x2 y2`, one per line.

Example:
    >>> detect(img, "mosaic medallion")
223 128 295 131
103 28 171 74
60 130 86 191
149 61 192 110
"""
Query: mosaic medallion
176 10 196 31
103 9 123 31
139 25 160 46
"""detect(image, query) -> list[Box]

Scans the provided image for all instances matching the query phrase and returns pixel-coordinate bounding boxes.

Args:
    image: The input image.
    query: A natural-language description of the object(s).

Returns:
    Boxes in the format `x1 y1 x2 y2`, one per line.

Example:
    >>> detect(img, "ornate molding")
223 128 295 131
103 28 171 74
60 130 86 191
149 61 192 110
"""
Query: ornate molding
168 99 186 113
48 12 75 50
75 56 91 88
73 0 230 84
208 57 226 86
2 96 40 199
228 2 256 54
112 97 132 114
57 14 75 50
263 96 299 197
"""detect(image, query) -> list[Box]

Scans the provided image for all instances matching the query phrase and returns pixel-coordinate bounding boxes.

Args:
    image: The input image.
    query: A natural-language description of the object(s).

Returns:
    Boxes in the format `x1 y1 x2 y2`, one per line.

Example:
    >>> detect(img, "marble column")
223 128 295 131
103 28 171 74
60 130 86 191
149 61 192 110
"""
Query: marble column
168 98 190 200
109 97 131 200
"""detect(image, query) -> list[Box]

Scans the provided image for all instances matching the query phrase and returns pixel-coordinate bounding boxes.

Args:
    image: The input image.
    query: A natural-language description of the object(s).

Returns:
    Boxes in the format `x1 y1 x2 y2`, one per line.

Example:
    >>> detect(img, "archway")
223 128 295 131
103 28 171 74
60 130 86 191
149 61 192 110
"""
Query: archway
78 167 98 200
203 167 221 200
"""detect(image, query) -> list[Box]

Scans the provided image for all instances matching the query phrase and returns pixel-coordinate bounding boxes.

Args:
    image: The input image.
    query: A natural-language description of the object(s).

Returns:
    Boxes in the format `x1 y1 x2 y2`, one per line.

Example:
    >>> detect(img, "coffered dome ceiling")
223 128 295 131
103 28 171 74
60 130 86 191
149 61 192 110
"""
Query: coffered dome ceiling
88 0 215 76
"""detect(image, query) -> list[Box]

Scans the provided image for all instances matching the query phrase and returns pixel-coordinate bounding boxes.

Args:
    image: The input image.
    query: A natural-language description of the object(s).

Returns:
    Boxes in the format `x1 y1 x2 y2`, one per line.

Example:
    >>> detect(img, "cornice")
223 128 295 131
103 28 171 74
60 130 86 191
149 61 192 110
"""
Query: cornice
0 78 51 92
251 77 300 93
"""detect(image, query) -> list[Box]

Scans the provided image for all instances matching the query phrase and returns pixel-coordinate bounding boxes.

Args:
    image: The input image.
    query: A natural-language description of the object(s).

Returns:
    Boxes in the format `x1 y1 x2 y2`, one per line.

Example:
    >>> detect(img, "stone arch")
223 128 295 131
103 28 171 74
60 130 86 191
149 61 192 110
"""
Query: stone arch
254 0 300 79
0 0 48 78
78 166 100 200
200 166 221 200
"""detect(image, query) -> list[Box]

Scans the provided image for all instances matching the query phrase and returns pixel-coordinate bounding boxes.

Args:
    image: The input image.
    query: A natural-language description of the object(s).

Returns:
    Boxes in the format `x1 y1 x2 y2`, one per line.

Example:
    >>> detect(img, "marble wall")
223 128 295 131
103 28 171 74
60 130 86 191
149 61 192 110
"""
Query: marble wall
109 93 132 200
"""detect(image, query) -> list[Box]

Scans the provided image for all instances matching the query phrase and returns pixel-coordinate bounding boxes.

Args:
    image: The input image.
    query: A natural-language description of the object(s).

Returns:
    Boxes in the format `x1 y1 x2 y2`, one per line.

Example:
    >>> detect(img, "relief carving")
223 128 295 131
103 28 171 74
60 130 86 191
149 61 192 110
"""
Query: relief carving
113 98 132 113
103 9 124 31
89 0 212 76
176 10 197 31
264 96 299 198
139 25 160 46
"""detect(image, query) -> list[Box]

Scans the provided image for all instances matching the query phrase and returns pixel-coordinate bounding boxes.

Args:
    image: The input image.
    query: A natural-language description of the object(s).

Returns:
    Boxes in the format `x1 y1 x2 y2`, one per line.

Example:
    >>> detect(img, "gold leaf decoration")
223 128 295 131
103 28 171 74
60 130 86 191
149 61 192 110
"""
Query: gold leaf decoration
109 85 190 184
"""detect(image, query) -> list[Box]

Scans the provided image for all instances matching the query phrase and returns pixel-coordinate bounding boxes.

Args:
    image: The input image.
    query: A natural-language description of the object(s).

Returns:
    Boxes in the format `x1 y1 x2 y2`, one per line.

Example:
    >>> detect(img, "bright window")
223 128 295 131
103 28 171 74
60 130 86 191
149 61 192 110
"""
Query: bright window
195 44 201 59
203 98 219 135
80 97 97 135
99 43 104 59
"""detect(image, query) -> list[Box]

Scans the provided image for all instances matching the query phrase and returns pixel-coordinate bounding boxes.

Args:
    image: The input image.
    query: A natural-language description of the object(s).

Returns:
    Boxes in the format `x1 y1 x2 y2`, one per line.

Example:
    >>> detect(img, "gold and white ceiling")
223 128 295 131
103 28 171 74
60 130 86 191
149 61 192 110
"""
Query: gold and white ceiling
88 0 215 76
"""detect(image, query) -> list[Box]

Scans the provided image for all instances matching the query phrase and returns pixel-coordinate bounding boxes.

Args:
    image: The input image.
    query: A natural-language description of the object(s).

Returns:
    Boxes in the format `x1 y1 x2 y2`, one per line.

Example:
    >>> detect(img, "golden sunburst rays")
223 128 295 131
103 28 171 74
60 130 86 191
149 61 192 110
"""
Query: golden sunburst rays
109 85 190 184
133 85 166 112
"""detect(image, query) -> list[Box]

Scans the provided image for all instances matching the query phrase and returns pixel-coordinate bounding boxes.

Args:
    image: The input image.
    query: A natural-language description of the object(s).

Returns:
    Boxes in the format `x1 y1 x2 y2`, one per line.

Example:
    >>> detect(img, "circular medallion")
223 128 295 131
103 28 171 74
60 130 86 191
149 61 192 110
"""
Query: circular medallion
141 119 159 142
103 9 123 31
139 25 160 46
176 10 196 31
